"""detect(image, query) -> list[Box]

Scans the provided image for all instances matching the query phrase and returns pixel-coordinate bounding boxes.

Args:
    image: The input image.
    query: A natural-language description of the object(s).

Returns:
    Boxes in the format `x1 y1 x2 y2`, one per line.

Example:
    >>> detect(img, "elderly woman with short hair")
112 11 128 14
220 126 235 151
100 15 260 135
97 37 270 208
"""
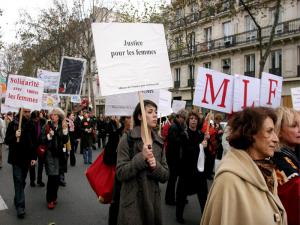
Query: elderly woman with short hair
200 107 287 225
43 108 69 209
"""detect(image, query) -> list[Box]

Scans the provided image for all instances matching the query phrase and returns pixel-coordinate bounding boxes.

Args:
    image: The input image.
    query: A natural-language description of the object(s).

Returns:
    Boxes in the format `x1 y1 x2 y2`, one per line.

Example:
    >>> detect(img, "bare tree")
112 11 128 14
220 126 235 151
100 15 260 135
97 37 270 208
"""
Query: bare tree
0 44 23 76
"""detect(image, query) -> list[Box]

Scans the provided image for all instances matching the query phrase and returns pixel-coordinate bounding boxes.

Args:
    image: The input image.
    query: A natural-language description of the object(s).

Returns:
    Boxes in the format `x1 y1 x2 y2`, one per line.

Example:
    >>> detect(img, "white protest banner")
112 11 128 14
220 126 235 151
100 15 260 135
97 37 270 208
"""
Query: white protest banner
260 72 282 108
37 69 60 93
71 95 81 103
233 74 260 112
41 93 60 110
5 75 44 110
0 104 19 114
172 100 186 113
291 87 300 111
92 23 173 96
105 90 172 117
193 67 234 113
58 56 86 96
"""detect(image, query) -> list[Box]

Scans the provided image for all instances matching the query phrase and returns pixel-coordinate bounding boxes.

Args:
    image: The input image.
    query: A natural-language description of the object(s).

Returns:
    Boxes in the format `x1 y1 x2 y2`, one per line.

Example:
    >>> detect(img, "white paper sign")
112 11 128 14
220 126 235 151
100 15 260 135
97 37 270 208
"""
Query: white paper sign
71 95 81 103
37 69 60 93
5 75 44 110
105 90 172 117
92 23 173 96
260 72 282 108
157 89 173 117
193 67 234 113
0 104 19 113
41 93 60 110
291 87 300 111
233 74 260 112
172 100 186 113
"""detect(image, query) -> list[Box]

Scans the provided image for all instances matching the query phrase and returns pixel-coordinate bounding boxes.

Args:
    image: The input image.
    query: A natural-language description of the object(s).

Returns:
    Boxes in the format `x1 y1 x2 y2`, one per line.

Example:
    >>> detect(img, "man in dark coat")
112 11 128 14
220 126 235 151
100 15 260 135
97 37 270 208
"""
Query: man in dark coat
165 109 187 205
5 108 37 218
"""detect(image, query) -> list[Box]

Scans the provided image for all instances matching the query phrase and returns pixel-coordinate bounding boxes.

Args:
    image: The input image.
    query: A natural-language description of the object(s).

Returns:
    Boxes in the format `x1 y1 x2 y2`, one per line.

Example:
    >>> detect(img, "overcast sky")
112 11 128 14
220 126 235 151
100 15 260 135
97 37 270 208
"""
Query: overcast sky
0 0 170 46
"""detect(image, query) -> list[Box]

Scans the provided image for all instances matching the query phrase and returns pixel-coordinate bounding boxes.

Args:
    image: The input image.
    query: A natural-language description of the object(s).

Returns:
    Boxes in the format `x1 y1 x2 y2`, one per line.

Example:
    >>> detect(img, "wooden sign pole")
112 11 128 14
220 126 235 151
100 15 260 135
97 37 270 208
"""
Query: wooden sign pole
17 108 23 143
138 92 150 144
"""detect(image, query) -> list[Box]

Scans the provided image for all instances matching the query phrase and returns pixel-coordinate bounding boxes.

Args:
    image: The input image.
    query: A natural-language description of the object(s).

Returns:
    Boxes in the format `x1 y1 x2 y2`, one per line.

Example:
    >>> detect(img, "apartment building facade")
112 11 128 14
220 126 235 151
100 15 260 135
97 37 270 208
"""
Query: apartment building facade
168 0 300 108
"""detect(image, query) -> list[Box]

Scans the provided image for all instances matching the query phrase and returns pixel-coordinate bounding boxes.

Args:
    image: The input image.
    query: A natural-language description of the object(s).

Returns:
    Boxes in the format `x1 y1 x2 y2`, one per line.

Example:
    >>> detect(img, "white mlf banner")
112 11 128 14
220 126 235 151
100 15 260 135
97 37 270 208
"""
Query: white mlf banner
5 75 44 110
92 23 173 96
105 90 172 117
233 74 260 112
260 72 282 108
193 67 234 113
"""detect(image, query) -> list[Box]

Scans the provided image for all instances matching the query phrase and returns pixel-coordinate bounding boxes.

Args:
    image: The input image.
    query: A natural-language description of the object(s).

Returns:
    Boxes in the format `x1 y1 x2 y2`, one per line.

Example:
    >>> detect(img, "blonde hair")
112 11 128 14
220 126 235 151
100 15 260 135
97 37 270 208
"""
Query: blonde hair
50 108 65 121
275 107 300 135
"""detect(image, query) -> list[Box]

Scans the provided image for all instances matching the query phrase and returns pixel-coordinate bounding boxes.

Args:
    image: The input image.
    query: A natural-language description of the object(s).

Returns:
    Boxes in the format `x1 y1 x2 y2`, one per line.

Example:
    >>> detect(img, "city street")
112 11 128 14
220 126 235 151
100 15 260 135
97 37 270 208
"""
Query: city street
0 146 203 225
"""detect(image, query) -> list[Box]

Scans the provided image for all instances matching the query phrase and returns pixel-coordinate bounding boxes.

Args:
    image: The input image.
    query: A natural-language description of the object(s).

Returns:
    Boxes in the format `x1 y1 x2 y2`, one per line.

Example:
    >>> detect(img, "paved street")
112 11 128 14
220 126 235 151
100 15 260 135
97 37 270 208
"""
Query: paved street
0 146 204 225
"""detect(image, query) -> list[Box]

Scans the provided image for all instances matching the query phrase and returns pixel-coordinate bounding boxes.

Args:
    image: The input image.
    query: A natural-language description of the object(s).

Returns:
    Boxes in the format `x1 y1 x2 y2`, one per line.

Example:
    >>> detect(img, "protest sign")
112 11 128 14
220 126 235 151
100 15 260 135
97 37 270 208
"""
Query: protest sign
105 90 172 117
172 100 186 113
58 57 86 96
0 104 19 114
233 74 260 112
37 69 60 93
260 72 282 108
92 23 173 96
41 93 60 110
71 95 81 103
157 89 173 117
5 75 44 110
193 67 234 113
291 87 300 110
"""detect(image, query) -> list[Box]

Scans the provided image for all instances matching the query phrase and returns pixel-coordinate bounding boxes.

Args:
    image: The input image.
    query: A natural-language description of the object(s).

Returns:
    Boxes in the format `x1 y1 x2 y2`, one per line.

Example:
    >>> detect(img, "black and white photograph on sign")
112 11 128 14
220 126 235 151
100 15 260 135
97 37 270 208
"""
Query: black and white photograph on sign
58 57 86 95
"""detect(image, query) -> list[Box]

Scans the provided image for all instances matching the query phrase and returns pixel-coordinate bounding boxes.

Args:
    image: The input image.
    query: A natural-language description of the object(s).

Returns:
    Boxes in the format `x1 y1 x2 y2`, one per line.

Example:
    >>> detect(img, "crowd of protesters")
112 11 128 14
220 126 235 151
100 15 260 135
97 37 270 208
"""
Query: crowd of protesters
0 103 299 225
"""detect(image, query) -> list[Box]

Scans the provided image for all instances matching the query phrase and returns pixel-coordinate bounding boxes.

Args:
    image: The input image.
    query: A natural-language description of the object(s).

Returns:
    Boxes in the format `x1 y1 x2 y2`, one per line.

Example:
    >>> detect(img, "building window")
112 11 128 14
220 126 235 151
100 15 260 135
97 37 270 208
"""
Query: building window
223 21 233 46
187 32 196 54
204 27 212 50
176 8 182 20
203 62 211 69
297 46 300 76
245 54 255 77
174 68 181 88
270 7 283 34
188 65 195 87
269 50 282 76
245 15 257 41
190 2 198 13
222 58 231 74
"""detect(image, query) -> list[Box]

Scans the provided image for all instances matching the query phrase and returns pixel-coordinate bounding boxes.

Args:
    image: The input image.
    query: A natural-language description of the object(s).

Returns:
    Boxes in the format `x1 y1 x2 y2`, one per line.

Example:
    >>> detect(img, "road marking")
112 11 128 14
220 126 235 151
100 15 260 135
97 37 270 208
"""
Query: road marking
0 195 8 211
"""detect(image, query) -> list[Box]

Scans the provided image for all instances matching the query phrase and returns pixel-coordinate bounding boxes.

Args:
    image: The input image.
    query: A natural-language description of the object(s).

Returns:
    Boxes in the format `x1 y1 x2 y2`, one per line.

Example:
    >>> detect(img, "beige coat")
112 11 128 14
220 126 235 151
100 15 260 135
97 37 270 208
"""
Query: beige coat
200 149 287 225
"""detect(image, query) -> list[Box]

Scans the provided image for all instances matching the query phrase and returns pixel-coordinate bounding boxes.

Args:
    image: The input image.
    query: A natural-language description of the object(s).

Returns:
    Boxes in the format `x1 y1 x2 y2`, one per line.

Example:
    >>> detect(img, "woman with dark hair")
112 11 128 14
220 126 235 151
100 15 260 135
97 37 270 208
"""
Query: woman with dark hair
200 107 287 225
42 108 69 209
273 107 300 225
176 111 208 223
116 100 169 225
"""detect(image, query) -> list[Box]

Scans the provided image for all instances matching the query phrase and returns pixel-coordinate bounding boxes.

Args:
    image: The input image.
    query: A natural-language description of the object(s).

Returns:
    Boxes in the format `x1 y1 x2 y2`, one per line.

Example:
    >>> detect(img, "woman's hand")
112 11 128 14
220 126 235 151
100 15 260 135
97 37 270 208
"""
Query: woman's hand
201 139 208 148
142 144 153 160
147 156 156 170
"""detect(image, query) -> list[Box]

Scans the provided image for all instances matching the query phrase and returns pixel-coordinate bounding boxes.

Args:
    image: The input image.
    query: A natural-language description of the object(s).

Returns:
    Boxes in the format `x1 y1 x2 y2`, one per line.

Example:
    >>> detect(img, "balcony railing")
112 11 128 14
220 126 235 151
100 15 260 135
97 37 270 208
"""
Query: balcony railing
269 68 282 76
188 78 194 87
169 18 300 61
174 81 180 88
297 65 300 77
244 71 255 77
